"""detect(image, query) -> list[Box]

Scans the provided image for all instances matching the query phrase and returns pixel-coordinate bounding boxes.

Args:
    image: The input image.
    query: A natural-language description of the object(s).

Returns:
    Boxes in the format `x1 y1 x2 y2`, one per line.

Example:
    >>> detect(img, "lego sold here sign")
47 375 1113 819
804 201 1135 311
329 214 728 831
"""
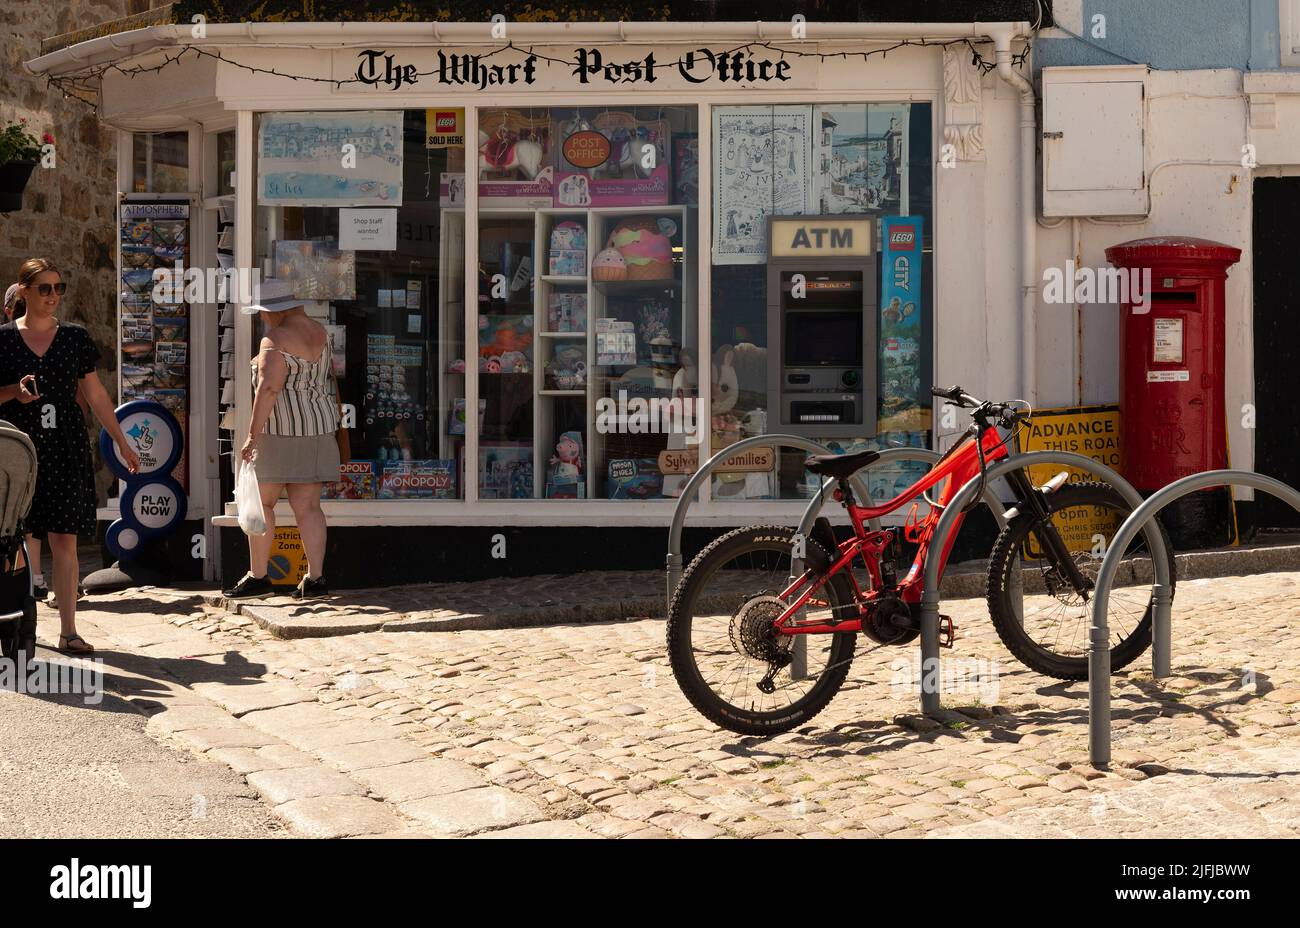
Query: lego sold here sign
425 108 464 148
1019 405 1123 557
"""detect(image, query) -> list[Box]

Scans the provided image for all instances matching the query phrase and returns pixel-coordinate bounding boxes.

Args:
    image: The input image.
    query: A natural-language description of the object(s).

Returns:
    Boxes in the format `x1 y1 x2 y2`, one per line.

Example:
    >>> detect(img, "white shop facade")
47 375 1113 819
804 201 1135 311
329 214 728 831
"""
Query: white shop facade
26 20 1036 587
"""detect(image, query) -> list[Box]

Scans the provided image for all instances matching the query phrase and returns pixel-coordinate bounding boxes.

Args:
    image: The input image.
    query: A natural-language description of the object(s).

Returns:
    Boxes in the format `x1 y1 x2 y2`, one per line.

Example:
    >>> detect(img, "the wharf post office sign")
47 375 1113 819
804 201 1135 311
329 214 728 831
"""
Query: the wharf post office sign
349 46 799 92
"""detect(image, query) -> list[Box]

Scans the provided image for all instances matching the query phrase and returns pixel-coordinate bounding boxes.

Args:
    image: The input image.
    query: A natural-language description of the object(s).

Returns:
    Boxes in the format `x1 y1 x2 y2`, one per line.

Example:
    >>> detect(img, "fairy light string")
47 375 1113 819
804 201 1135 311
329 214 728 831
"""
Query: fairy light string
45 37 1030 110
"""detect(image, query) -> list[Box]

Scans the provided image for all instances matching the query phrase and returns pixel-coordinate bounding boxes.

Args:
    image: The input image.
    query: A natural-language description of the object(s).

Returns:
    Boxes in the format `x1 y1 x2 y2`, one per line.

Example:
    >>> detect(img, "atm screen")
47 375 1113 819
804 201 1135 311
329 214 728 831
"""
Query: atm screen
784 311 863 366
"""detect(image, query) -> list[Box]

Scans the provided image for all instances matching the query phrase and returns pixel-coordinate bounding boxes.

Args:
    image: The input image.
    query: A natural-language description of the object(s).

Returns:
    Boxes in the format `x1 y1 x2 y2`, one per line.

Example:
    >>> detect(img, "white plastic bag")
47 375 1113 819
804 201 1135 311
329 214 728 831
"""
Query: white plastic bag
236 460 267 536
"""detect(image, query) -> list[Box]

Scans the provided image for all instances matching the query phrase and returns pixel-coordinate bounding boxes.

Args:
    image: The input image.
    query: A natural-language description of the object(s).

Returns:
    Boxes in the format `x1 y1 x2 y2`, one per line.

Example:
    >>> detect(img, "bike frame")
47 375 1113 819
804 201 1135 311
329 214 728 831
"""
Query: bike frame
773 426 1011 636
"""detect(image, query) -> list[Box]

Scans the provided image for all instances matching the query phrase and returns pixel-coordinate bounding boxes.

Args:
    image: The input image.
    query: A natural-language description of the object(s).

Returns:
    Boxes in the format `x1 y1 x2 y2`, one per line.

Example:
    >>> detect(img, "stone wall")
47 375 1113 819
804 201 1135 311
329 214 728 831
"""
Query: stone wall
1 1 155 507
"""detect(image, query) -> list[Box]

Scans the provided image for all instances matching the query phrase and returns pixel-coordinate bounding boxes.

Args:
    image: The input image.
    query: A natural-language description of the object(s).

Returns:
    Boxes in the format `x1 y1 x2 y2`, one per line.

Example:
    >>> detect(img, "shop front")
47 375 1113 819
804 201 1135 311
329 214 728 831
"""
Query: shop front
24 20 1034 588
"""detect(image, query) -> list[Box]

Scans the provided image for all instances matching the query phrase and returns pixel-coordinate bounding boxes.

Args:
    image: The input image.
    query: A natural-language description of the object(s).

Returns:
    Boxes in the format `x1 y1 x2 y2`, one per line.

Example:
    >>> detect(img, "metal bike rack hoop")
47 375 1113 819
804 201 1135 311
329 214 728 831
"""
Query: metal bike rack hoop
918 452 1169 717
1087 470 1300 767
666 435 865 610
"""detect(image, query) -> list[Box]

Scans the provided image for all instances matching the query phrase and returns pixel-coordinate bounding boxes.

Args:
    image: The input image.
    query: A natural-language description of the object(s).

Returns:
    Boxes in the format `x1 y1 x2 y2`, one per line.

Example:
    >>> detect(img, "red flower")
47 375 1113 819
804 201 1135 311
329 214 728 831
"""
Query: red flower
42 132 54 144
18 117 27 124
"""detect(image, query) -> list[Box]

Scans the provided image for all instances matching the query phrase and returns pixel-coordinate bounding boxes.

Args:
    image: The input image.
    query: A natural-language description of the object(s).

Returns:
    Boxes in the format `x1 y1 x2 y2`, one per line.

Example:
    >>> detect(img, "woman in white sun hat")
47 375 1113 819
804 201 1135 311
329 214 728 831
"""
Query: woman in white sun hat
224 278 340 600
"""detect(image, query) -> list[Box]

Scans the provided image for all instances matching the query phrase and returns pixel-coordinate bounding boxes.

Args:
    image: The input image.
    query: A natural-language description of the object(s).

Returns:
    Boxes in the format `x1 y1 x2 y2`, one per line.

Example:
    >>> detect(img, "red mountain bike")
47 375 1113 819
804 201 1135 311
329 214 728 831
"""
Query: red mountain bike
667 385 1174 736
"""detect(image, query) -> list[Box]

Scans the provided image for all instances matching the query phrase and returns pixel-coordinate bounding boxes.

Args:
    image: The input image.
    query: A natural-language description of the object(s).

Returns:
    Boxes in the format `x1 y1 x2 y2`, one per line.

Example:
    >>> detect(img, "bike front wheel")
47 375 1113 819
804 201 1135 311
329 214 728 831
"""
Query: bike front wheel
667 525 857 736
986 481 1175 680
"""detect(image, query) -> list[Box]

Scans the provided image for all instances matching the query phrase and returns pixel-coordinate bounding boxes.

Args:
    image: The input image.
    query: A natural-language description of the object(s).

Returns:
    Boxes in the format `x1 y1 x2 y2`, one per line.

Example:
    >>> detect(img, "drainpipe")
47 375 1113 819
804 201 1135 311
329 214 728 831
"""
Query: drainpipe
993 28 1038 405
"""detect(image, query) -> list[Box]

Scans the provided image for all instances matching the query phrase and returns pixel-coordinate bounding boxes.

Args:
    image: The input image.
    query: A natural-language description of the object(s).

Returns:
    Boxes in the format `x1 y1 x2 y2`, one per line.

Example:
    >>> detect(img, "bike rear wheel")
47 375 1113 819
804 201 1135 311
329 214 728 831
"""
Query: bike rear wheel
986 481 1175 680
667 525 857 736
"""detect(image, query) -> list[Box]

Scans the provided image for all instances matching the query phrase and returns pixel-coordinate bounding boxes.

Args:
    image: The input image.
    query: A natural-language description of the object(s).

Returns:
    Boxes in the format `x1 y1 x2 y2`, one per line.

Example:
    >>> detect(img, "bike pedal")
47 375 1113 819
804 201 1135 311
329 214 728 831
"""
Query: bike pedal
938 614 957 649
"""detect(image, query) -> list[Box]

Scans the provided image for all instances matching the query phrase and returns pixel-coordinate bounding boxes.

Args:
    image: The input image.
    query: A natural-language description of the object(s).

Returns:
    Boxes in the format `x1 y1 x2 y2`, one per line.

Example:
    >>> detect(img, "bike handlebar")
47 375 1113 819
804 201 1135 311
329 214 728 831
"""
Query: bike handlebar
930 385 1028 429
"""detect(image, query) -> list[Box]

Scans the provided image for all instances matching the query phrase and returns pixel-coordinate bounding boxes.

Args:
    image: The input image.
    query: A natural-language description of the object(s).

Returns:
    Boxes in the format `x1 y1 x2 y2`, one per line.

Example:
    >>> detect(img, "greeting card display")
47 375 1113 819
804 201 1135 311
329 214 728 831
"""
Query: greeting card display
553 110 670 207
478 110 553 207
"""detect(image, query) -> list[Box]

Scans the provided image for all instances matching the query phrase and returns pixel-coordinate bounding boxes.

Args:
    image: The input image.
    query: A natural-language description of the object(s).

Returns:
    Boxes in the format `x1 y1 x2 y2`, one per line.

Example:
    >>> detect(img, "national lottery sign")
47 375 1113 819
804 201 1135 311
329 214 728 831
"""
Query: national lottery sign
100 399 183 479
101 401 187 560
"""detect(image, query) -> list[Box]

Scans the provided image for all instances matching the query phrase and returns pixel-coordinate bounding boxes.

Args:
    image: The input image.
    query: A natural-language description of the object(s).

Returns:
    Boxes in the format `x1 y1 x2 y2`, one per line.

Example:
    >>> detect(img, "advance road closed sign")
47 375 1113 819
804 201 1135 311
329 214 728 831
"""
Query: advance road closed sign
1019 405 1122 557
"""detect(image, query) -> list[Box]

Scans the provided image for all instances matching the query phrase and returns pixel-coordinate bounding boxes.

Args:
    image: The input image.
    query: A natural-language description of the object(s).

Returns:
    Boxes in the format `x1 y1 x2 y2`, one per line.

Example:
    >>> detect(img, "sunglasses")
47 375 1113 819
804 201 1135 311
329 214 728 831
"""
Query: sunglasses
30 282 67 297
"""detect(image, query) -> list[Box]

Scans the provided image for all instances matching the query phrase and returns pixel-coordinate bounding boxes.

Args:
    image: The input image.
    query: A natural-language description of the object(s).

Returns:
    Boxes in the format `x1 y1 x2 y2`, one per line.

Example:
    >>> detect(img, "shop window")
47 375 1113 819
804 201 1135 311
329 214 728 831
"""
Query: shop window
473 105 700 501
132 131 189 193
709 102 934 503
215 130 236 197
254 109 466 501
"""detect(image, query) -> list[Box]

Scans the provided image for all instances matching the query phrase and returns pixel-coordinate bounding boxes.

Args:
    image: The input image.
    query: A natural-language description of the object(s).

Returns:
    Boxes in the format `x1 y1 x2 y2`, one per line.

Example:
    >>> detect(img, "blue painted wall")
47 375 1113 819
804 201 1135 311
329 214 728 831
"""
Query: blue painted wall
1035 0 1283 72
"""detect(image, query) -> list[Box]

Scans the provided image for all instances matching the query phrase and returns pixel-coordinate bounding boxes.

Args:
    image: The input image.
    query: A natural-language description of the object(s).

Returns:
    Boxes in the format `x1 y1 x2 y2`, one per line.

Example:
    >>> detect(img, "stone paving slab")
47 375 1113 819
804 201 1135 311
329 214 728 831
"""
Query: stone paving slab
55 568 1300 839
273 795 408 839
397 787 549 836
246 765 368 805
352 758 487 802
207 543 1300 639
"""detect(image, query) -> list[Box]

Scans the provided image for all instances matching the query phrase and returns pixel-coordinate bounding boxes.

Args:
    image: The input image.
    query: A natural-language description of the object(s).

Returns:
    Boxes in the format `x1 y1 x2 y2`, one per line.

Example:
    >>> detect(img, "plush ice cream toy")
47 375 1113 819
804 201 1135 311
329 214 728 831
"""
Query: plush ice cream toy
609 217 676 280
591 246 627 281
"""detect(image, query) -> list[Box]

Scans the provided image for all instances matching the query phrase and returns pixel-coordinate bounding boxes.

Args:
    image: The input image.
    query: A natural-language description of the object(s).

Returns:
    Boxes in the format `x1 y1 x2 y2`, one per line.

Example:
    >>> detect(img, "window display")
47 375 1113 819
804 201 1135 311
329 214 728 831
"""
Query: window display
709 102 934 501
473 105 700 501
255 109 466 499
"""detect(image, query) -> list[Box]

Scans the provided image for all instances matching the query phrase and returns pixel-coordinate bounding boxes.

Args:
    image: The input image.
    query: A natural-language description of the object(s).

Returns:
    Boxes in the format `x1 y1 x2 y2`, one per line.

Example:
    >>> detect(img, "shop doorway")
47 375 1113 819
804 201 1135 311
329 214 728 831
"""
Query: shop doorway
1252 177 1300 527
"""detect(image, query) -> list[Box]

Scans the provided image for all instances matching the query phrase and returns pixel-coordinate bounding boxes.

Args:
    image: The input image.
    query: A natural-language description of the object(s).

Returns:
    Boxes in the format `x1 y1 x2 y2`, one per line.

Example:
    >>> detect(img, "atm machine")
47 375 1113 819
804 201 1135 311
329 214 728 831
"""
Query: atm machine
765 215 877 438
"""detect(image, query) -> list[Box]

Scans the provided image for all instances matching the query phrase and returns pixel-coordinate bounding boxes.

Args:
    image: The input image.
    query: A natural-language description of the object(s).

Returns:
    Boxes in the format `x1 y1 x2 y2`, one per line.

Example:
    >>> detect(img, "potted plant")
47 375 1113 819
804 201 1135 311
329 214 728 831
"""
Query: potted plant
0 118 51 212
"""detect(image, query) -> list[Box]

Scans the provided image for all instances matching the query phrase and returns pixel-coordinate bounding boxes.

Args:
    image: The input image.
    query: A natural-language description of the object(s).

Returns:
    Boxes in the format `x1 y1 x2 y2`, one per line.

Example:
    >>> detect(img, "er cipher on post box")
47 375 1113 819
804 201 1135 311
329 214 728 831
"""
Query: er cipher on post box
766 215 877 438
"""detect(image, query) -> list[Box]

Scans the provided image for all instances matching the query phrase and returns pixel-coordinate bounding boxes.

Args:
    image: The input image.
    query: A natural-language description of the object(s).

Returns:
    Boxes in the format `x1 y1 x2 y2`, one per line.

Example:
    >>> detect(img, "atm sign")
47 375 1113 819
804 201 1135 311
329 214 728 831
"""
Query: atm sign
769 217 874 257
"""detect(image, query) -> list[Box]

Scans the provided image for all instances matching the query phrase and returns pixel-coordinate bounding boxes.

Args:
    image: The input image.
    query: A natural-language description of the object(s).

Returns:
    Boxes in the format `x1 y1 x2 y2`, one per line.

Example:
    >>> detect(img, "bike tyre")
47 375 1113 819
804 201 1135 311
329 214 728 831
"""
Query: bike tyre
667 524 857 736
986 481 1175 681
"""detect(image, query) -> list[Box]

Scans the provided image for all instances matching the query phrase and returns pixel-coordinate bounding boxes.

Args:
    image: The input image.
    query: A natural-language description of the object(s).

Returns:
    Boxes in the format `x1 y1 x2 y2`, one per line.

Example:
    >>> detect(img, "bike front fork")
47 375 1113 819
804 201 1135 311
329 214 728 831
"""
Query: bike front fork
1002 469 1092 598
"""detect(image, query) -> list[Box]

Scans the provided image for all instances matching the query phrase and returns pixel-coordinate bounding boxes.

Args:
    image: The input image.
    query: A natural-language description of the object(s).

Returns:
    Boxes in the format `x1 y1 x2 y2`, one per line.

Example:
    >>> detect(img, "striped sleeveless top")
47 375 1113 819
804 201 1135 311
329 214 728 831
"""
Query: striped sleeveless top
251 344 339 437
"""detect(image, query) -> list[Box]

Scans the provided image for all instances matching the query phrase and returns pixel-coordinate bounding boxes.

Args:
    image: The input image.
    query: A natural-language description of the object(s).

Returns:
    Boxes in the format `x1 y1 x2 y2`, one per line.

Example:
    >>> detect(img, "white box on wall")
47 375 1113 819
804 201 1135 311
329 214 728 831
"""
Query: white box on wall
1042 65 1149 217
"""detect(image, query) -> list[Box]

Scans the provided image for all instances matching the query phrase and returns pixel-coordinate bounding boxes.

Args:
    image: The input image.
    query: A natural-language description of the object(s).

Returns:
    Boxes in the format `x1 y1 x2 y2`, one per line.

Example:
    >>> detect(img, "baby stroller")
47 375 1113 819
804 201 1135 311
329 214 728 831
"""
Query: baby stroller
0 419 38 669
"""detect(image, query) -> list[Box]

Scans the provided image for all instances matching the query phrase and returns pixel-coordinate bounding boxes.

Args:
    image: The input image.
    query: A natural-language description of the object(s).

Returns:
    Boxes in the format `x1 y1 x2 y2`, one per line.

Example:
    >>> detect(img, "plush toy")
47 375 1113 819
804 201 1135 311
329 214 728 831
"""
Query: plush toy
670 345 738 412
610 217 676 280
591 246 627 281
550 431 584 481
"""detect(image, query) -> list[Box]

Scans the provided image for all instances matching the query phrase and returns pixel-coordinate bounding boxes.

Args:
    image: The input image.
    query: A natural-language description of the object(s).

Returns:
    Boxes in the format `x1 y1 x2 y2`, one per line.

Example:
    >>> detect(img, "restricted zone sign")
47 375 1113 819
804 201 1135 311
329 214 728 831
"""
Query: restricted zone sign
1018 405 1122 556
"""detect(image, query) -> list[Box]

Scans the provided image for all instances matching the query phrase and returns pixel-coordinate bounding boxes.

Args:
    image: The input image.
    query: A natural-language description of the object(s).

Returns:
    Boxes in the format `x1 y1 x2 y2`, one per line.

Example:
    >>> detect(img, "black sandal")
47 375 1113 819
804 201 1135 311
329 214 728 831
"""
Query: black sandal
57 634 95 655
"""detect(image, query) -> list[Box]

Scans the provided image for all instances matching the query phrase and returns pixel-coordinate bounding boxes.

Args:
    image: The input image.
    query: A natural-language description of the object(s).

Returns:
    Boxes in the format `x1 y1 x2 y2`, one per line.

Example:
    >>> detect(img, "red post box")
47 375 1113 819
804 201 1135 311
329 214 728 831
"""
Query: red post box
1105 236 1241 547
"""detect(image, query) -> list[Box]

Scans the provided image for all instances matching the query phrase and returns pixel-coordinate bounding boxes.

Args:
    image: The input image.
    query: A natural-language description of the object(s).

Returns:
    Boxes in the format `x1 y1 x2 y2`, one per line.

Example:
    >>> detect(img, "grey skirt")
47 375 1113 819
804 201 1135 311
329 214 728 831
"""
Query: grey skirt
256 433 341 484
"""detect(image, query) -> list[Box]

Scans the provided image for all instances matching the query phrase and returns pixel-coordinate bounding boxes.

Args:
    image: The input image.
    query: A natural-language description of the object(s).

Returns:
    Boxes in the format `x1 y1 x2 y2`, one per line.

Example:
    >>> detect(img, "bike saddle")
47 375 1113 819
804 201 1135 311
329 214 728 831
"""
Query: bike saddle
803 448 880 479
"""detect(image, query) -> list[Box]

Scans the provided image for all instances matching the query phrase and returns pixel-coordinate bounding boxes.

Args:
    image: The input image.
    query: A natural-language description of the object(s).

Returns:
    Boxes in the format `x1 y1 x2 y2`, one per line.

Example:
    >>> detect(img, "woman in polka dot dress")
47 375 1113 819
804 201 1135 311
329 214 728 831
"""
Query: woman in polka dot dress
0 258 139 654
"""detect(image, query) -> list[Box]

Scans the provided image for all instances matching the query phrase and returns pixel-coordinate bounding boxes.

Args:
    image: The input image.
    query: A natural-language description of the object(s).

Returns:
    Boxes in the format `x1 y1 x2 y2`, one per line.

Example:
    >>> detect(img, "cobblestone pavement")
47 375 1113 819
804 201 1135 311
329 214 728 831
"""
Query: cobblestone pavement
60 571 1300 837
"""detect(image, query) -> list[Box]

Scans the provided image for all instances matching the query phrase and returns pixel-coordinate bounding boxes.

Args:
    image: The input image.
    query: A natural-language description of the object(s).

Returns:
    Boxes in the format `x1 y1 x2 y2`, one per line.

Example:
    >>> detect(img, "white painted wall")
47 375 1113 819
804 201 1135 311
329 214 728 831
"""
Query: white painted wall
1033 67 1255 482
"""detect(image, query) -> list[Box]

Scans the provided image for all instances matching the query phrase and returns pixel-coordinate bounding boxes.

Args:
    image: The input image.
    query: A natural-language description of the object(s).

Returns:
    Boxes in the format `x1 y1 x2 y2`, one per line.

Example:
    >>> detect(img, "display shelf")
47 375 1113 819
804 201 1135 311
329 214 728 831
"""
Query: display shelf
439 203 696 500
591 277 684 297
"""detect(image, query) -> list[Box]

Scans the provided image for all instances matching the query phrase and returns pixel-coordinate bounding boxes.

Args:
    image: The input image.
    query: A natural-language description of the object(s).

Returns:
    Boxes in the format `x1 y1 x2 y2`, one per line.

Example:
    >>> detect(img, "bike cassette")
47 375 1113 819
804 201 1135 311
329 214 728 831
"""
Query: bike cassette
939 614 957 649
730 595 792 665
